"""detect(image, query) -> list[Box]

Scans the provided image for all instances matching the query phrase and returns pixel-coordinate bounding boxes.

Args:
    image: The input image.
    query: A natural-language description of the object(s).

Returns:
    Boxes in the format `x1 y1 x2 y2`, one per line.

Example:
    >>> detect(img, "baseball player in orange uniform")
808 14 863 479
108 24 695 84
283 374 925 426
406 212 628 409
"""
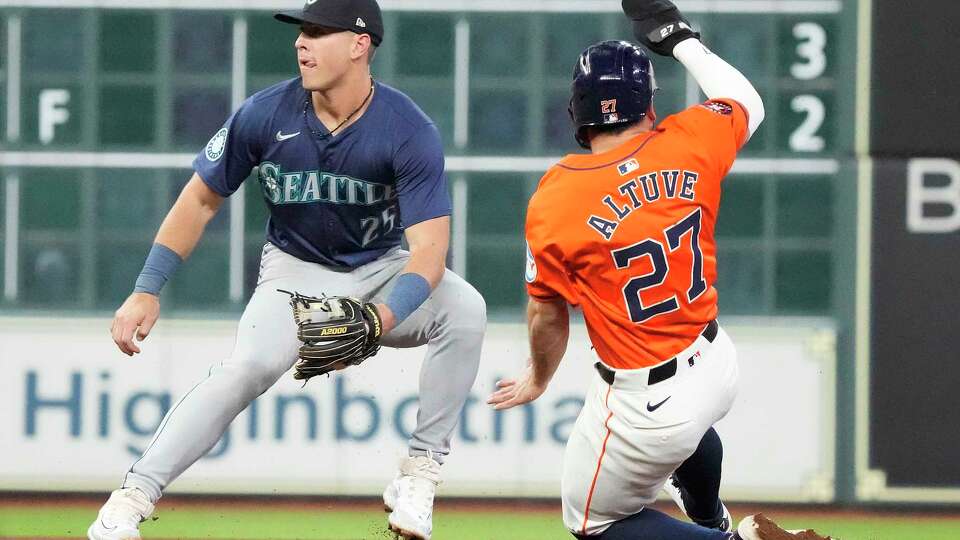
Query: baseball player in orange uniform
488 2 831 540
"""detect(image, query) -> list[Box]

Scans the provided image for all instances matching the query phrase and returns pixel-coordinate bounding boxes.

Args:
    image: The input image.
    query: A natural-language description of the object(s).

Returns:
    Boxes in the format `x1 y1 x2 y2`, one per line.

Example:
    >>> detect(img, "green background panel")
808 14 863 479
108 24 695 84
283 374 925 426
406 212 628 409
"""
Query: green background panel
100 11 156 73
775 249 832 313
247 13 296 77
543 15 608 80
0 16 6 139
395 14 454 77
776 177 834 238
399 82 454 146
468 243 526 312
470 15 529 77
543 89 577 152
717 177 765 239
703 14 774 85
21 169 81 230
95 239 152 309
23 10 87 74
776 16 838 80
470 89 528 152
20 241 81 306
775 91 835 154
167 237 230 309
98 85 156 146
716 248 765 314
22 84 84 146
0 6 852 319
466 174 529 236
94 169 166 231
173 12 232 75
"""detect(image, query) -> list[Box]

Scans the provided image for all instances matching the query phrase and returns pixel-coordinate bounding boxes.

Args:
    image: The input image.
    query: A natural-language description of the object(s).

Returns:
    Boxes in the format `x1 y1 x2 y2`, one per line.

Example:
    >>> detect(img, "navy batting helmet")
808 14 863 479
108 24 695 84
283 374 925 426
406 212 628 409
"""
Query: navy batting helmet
568 40 658 149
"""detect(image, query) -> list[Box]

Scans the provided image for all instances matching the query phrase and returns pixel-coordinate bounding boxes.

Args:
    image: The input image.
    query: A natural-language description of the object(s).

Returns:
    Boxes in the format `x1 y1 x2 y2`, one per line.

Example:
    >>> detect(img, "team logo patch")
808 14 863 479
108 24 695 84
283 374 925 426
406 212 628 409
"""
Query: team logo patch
205 128 228 161
524 242 538 283
701 101 733 116
618 159 640 176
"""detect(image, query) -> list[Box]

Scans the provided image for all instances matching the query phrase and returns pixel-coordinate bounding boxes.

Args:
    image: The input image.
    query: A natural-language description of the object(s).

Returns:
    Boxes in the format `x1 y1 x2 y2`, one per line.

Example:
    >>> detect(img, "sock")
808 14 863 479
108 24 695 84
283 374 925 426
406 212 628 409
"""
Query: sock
675 427 725 523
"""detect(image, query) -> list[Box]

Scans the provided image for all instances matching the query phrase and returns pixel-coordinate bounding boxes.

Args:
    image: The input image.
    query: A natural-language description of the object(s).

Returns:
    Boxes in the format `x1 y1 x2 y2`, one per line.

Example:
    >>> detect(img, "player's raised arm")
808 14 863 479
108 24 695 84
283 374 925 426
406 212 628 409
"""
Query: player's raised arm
111 173 225 356
622 0 765 137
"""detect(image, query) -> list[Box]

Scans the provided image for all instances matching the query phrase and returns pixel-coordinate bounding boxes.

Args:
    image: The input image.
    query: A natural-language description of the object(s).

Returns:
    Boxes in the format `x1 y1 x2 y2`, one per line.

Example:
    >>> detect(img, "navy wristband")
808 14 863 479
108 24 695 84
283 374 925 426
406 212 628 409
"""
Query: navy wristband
133 243 183 296
385 273 432 325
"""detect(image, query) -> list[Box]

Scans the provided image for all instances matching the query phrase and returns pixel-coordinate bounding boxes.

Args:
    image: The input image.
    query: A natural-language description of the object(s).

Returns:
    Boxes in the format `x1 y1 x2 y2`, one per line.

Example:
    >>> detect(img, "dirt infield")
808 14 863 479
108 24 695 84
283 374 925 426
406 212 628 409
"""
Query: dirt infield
3 491 960 521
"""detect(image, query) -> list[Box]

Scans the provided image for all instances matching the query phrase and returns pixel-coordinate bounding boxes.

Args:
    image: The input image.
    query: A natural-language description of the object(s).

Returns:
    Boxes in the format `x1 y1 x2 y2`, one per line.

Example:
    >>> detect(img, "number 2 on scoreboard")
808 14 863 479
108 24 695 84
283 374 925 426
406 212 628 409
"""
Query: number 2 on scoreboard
611 208 707 324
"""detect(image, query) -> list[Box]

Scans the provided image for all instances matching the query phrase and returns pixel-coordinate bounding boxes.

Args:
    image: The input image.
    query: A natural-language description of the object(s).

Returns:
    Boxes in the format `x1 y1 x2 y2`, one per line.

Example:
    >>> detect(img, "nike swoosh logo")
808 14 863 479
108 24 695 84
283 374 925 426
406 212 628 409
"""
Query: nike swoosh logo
275 130 301 142
100 519 118 531
646 396 671 412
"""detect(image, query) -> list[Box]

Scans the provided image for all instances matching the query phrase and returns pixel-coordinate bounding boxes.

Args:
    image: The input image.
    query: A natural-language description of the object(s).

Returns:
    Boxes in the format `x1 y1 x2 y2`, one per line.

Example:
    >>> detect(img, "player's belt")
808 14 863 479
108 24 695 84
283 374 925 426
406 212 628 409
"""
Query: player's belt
595 319 719 386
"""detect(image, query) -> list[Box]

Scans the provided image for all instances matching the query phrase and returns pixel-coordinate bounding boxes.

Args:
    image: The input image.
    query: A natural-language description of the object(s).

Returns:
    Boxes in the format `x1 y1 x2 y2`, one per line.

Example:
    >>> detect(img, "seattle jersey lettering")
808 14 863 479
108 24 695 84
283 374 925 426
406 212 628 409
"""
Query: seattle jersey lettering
587 169 700 240
258 161 396 206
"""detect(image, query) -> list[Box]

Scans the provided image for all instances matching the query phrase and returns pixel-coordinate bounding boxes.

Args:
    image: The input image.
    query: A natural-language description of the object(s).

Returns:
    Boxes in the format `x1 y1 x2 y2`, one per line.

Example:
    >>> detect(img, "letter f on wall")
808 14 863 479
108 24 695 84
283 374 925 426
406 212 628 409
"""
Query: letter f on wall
38 89 71 145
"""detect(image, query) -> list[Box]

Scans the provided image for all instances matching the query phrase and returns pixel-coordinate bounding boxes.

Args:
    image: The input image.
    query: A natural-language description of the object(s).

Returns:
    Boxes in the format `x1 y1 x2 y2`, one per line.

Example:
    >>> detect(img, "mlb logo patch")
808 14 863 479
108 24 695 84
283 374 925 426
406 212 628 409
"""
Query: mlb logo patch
618 159 639 176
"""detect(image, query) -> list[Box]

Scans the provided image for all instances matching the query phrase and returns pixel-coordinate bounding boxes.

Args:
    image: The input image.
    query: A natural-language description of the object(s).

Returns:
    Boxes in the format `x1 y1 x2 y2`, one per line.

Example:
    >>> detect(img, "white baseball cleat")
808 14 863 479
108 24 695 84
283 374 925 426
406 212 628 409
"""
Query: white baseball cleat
664 474 733 532
735 514 832 540
385 455 441 540
87 487 155 540
383 473 399 512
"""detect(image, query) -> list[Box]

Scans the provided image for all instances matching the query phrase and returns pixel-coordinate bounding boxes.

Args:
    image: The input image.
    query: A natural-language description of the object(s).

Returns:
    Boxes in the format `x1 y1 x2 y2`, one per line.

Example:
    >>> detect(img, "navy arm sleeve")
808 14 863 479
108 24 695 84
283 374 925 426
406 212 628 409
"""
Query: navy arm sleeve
192 101 262 197
393 123 452 228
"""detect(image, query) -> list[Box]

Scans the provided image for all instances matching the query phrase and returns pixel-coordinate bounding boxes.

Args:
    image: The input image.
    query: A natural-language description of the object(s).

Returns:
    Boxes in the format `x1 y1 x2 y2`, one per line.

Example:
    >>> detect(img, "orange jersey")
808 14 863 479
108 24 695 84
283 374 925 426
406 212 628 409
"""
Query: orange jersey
525 99 749 368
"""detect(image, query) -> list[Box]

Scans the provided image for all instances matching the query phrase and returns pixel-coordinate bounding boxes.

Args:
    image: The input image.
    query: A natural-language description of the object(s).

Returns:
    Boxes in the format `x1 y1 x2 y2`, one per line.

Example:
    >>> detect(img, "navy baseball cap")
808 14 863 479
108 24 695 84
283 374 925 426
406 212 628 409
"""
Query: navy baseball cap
275 0 384 46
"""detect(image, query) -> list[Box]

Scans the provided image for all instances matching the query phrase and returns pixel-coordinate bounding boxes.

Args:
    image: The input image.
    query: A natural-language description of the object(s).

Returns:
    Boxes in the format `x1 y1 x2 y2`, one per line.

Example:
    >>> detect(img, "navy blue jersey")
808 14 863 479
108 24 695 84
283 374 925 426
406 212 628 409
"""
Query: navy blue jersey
193 79 451 268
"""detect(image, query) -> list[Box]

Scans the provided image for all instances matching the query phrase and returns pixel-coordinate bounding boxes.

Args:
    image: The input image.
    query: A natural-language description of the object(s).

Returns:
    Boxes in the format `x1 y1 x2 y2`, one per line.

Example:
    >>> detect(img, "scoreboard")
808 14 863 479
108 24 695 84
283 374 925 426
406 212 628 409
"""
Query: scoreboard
0 0 856 318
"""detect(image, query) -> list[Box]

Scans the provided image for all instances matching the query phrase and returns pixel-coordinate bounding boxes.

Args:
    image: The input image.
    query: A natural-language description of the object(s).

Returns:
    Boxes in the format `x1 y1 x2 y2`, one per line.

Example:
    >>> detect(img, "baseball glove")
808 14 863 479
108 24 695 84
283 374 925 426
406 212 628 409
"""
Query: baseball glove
280 290 383 382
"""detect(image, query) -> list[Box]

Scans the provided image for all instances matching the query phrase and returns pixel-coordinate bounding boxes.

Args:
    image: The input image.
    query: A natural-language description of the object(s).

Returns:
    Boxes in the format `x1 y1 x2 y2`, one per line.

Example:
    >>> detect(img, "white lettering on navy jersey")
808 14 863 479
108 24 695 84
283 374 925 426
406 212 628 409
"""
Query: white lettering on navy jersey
192 79 450 268
258 161 395 206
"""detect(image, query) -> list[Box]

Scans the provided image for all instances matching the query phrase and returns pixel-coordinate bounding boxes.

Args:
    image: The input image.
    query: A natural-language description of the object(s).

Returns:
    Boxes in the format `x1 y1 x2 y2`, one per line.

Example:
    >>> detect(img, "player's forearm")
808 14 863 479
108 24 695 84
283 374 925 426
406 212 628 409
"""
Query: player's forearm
154 174 225 259
401 216 450 289
673 38 766 136
527 298 569 387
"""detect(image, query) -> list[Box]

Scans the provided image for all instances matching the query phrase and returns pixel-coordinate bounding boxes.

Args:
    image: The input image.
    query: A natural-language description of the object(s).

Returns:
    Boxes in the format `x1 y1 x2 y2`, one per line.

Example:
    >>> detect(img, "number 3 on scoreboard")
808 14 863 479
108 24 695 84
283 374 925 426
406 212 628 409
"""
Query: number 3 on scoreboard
611 208 707 324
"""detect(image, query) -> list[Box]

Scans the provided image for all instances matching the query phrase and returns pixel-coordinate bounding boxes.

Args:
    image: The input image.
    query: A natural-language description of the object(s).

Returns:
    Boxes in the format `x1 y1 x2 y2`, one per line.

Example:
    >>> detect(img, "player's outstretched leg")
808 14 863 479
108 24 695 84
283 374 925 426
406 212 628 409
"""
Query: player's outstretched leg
573 507 733 540
88 278 304 539
665 427 732 531
379 269 486 540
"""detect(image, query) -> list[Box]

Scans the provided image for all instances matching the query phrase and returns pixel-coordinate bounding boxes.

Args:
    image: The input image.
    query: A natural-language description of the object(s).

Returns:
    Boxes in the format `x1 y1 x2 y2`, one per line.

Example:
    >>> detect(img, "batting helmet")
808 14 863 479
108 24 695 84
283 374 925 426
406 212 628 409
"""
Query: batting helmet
568 40 658 149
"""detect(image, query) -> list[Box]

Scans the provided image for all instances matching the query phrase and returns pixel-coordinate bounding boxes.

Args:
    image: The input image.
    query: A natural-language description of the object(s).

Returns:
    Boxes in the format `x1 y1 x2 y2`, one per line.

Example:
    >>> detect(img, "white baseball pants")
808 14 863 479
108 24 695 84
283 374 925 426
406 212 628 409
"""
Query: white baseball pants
561 324 739 536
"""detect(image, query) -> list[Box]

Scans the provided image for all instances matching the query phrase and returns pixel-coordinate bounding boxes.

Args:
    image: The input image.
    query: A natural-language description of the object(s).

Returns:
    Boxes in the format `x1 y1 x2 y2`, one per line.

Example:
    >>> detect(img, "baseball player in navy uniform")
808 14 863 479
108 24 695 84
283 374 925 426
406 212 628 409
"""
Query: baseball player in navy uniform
88 2 485 539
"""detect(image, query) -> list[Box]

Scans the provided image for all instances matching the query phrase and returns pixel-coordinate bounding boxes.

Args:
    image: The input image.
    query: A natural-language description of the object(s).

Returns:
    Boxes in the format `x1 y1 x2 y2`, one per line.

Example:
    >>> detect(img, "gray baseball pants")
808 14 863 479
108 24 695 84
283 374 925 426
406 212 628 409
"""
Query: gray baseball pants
122 243 486 503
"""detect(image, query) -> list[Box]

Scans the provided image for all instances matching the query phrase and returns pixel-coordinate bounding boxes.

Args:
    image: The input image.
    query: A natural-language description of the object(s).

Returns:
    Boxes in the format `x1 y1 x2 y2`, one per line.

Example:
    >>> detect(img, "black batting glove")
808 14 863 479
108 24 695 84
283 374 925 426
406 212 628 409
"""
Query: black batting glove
622 0 701 57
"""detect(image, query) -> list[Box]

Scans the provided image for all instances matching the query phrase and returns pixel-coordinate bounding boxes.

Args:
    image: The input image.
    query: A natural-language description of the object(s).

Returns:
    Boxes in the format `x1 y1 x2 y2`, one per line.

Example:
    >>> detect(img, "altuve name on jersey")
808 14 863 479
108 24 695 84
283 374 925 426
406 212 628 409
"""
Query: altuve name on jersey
587 169 700 240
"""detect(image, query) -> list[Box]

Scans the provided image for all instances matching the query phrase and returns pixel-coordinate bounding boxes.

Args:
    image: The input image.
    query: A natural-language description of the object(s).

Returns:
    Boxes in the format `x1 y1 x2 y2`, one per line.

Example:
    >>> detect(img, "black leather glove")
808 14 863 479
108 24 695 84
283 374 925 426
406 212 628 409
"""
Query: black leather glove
622 0 701 57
